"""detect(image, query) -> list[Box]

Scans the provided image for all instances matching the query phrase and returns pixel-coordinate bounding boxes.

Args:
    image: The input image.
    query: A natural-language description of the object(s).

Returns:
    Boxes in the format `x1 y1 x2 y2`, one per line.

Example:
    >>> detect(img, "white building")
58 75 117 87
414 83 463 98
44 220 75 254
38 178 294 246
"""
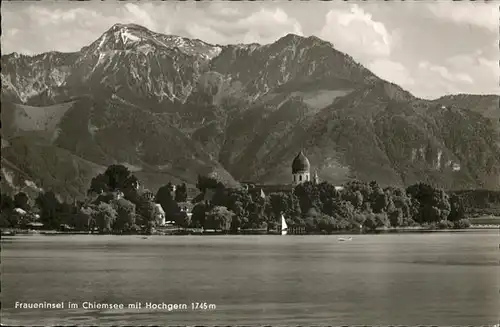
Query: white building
153 203 166 226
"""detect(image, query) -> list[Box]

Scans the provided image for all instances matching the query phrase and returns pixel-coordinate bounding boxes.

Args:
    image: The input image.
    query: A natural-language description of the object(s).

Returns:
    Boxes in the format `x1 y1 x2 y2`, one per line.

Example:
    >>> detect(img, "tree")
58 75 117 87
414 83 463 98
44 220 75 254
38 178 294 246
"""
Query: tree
80 206 97 231
266 192 302 230
136 197 157 227
1 193 15 227
111 198 136 232
388 208 404 227
175 183 188 202
205 206 233 231
196 175 224 193
1 193 14 210
317 182 341 208
331 200 355 222
0 214 11 228
88 173 110 195
124 175 140 191
294 181 321 213
246 200 266 229
175 211 192 228
92 192 115 205
316 214 337 234
230 200 249 231
57 201 77 226
89 165 139 196
104 164 133 191
448 194 466 222
14 192 31 211
269 192 289 218
70 212 87 231
344 180 373 207
304 216 317 233
342 190 364 210
191 203 208 228
156 183 174 202
288 194 302 220
155 184 180 221
36 191 62 229
388 189 413 227
217 188 253 232
406 183 451 223
364 212 389 231
277 192 302 218
94 202 118 233
121 175 141 201
454 218 471 229
371 189 389 214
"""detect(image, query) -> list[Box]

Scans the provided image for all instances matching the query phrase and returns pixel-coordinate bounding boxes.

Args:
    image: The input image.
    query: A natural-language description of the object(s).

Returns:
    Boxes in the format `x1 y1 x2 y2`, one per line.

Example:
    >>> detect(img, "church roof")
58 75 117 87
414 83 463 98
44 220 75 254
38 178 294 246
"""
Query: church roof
292 151 310 173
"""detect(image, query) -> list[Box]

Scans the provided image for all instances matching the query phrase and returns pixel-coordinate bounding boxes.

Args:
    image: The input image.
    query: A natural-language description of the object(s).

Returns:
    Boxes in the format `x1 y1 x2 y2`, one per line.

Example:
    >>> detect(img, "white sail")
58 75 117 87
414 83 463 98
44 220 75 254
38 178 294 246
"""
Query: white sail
281 214 288 236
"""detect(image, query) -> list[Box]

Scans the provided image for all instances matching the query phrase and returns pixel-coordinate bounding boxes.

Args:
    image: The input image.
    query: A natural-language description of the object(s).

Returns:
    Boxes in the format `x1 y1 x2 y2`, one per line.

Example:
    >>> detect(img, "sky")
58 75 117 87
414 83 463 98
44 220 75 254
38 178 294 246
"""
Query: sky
1 1 498 100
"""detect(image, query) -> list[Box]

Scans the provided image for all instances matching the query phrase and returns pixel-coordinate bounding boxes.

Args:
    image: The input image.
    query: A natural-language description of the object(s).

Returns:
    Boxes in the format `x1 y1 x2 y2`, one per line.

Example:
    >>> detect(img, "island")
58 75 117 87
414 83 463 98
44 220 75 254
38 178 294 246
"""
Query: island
1 157 499 236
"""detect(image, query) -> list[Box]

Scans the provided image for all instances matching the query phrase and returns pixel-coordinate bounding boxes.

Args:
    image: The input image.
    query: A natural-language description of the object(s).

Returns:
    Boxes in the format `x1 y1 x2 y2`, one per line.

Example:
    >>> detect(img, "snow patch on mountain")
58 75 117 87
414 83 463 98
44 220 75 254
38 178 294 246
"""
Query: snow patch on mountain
1 65 72 103
90 53 107 74
1 74 21 98
234 43 262 53
120 29 141 44
49 68 68 86
136 43 155 55
206 46 222 60
98 35 107 49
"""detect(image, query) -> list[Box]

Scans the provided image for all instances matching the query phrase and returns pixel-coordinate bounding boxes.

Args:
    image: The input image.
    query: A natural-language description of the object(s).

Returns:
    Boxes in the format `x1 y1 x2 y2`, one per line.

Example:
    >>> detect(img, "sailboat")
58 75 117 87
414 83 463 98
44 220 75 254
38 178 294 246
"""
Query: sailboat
280 214 288 236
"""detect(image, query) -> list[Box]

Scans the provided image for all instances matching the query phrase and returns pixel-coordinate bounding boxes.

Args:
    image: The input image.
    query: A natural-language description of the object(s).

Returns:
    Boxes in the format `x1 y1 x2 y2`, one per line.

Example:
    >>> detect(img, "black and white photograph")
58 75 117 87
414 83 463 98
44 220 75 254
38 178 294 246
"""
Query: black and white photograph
1 0 499 325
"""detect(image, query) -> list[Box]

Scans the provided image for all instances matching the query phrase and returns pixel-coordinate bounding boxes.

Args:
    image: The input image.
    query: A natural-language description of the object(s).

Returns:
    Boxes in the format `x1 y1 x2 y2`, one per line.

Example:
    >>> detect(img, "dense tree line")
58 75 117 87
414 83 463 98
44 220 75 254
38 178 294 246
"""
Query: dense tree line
1 164 189 234
186 177 472 233
450 189 500 217
0 164 478 233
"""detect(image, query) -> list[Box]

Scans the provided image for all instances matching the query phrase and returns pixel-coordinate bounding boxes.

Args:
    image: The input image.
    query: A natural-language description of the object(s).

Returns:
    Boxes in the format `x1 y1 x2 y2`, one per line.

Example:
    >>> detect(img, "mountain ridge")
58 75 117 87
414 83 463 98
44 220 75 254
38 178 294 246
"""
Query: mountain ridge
2 23 499 199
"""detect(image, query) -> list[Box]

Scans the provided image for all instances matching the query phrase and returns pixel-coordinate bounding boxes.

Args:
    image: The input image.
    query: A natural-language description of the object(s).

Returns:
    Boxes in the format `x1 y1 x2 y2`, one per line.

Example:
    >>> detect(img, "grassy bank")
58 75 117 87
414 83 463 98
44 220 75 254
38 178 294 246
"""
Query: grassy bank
469 215 500 225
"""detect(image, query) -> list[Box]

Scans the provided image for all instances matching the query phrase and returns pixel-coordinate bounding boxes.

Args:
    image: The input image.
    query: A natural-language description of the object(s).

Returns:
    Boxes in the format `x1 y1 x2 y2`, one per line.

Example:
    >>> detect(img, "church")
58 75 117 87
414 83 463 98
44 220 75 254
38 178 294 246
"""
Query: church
291 151 320 185
243 151 321 197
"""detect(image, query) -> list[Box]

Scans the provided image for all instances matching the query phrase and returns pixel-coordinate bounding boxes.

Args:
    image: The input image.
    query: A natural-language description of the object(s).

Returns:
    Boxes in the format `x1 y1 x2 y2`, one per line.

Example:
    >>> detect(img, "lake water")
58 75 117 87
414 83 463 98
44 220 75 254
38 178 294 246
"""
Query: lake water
1 231 499 325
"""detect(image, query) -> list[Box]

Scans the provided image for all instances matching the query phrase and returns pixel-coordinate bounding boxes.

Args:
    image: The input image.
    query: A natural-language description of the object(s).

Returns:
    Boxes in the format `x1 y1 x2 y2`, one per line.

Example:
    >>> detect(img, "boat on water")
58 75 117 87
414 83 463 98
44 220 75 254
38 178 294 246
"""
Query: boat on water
338 236 353 241
267 214 289 235
281 214 288 236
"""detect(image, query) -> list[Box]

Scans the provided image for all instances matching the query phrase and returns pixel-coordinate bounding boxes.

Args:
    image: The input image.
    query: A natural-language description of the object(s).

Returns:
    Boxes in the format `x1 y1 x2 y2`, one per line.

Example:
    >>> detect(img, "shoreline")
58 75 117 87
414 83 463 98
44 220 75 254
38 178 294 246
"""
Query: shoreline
2 225 498 237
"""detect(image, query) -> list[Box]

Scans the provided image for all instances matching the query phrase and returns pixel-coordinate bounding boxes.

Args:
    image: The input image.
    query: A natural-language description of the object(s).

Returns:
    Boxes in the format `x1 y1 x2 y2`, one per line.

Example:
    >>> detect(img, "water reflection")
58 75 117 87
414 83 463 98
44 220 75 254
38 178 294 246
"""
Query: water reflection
1 232 499 325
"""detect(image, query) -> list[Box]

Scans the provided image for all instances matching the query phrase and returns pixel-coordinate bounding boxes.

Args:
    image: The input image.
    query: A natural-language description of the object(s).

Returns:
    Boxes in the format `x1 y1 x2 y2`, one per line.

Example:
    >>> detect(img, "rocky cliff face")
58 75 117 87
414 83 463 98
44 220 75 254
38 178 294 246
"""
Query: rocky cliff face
2 23 499 199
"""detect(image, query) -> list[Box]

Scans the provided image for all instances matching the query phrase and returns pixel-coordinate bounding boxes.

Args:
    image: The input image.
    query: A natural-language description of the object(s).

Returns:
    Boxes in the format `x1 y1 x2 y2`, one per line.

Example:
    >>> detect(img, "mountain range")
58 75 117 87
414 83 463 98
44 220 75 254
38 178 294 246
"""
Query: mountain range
1 23 499 201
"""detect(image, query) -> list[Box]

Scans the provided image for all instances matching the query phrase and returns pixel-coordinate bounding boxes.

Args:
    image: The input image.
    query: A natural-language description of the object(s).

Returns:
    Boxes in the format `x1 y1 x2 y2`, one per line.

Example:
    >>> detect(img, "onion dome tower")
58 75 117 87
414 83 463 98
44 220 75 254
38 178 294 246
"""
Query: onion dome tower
292 151 311 185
